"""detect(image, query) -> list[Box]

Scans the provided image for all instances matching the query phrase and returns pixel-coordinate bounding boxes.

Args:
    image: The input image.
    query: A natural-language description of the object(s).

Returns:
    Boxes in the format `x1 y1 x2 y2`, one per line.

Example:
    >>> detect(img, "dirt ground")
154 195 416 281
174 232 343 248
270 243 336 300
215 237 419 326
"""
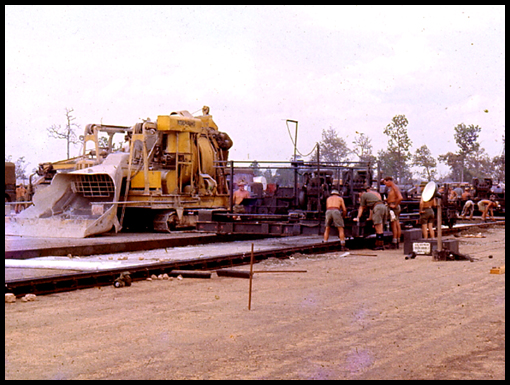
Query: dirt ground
5 225 505 380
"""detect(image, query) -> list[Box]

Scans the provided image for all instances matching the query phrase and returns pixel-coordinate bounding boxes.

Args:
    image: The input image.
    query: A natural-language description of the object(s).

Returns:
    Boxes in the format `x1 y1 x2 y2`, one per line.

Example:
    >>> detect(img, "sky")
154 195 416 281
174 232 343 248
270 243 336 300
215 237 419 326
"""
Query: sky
5 5 505 178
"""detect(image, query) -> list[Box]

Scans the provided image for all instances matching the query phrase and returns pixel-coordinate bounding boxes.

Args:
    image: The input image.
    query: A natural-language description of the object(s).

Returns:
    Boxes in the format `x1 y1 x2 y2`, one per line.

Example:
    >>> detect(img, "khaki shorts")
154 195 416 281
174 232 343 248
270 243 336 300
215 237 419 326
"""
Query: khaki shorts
372 204 388 225
325 209 344 228
420 207 435 225
389 204 401 220
233 204 245 214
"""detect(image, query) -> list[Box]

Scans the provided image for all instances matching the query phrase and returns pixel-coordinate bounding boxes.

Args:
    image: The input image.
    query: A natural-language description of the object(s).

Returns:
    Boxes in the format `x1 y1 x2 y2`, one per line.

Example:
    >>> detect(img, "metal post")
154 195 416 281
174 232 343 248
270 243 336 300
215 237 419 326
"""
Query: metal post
317 144 321 235
377 161 381 192
229 160 234 212
294 162 299 208
294 123 298 162
437 197 442 251
287 120 299 208
248 243 255 310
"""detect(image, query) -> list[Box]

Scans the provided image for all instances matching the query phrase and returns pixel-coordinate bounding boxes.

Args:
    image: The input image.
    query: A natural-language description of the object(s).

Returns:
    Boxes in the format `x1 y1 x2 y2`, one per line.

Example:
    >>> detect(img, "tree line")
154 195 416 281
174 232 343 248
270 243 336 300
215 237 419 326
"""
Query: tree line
309 114 504 185
6 110 505 187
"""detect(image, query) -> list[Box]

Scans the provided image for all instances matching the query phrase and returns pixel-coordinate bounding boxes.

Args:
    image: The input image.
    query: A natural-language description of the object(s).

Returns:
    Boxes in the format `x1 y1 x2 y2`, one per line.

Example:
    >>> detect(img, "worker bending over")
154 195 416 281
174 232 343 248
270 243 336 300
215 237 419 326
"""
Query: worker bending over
355 186 387 250
478 199 499 222
323 189 348 251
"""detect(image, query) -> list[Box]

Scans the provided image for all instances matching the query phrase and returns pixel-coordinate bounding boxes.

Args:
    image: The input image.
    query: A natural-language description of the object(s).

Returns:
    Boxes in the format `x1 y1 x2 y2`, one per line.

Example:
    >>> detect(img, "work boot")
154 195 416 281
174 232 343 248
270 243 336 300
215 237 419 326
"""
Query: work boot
373 240 384 250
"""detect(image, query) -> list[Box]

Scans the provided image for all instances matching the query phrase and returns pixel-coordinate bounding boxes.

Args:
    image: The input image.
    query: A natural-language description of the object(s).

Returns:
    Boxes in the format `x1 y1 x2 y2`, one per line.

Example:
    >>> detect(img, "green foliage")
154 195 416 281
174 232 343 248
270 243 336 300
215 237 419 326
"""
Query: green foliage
312 127 350 162
454 123 481 156
378 149 413 183
438 151 463 181
292 118 503 185
382 114 413 183
412 145 437 181
439 123 488 182
492 155 505 183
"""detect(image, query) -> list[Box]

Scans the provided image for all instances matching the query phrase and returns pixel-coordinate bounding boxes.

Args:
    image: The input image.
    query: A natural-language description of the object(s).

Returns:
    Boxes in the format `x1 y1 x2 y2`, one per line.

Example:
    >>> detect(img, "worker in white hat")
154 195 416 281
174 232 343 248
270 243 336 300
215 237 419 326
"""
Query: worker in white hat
324 189 348 251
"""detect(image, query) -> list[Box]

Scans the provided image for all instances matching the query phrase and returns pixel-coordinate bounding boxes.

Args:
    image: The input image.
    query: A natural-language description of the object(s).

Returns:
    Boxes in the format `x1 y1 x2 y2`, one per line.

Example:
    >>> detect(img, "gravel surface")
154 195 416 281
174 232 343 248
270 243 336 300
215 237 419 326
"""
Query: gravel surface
5 225 505 380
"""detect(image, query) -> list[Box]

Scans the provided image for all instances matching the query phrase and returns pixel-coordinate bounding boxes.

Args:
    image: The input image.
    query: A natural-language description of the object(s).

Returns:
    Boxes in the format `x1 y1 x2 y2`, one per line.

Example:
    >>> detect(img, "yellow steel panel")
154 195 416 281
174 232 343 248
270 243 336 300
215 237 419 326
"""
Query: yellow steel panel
166 131 192 154
130 171 162 189
157 115 202 133
197 115 218 130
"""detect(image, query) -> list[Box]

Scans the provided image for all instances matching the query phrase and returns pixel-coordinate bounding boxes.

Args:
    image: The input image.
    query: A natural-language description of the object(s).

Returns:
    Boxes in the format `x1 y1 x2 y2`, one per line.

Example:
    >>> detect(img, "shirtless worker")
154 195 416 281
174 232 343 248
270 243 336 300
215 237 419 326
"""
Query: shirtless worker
232 180 250 220
419 194 435 239
461 199 475 220
460 187 471 208
323 189 348 251
354 185 387 250
477 198 499 222
15 184 27 214
382 176 403 249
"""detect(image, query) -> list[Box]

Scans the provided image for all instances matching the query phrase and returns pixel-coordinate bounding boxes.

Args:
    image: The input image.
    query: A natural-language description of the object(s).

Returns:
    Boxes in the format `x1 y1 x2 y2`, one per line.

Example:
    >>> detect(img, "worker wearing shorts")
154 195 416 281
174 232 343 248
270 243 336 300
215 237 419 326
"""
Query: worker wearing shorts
323 190 348 251
355 186 388 250
389 204 401 221
477 199 498 221
371 202 388 226
325 208 344 228
420 207 435 239
461 200 474 220
420 208 434 225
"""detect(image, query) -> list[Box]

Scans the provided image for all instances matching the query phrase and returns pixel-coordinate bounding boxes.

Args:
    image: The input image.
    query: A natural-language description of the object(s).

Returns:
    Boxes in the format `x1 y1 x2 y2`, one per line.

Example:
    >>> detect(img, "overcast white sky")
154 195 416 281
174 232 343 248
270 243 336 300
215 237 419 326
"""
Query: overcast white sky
5 5 505 177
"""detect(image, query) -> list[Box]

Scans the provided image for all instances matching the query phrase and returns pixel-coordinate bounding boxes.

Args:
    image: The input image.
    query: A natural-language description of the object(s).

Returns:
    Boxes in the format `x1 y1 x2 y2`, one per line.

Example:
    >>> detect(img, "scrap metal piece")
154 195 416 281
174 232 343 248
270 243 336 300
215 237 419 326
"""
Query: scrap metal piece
490 265 505 274
113 271 132 288
433 249 476 262
405 252 417 260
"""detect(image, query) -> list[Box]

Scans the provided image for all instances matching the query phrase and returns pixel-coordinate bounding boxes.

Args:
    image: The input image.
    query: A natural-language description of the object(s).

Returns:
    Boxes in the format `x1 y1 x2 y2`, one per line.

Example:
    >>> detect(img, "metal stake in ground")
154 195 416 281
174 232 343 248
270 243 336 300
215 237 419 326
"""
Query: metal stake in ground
248 243 255 310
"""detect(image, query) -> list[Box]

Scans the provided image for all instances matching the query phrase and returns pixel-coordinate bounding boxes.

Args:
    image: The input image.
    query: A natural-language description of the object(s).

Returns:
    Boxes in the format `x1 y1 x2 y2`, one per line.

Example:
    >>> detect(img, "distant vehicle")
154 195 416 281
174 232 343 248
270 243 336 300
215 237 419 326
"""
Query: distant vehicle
5 162 16 204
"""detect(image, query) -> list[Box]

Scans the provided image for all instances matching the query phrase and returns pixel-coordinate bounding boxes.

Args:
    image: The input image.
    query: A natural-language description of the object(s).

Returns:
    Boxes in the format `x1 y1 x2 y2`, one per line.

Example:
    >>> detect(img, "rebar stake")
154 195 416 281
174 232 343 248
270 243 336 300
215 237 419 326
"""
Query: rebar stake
248 243 254 310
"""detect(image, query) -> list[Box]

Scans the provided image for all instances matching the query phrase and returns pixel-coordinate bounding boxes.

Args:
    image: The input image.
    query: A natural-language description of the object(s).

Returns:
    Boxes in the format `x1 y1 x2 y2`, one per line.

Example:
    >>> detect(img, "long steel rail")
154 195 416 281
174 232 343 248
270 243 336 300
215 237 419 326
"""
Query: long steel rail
5 238 346 298
5 221 504 298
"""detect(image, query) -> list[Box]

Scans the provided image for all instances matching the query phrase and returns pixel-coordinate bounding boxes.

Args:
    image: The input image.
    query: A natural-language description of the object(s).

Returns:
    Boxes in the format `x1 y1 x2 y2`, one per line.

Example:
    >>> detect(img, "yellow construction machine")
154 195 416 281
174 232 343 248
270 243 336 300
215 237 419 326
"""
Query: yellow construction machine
5 106 233 238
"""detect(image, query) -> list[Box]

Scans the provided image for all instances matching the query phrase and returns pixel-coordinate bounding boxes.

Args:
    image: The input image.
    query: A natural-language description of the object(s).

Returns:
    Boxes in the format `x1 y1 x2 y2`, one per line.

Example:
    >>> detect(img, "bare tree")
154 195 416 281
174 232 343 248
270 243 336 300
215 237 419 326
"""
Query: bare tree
352 131 376 164
47 107 81 159
5 155 29 180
